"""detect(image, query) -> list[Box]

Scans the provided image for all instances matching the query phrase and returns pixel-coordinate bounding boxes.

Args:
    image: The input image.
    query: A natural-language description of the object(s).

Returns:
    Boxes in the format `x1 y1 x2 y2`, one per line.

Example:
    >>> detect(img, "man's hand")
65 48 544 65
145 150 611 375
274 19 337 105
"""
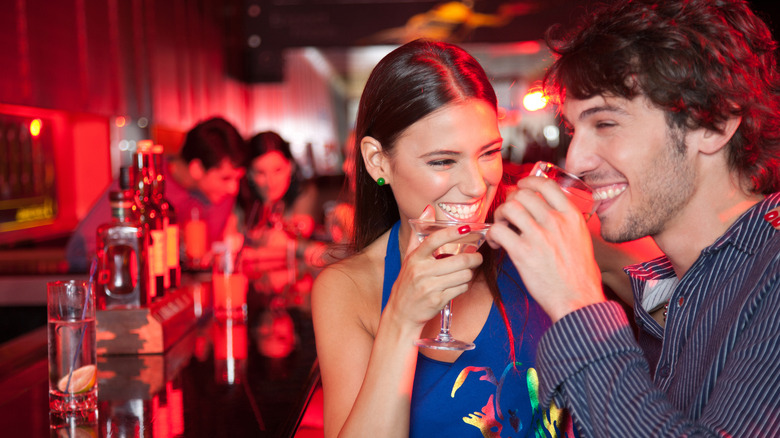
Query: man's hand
487 176 606 322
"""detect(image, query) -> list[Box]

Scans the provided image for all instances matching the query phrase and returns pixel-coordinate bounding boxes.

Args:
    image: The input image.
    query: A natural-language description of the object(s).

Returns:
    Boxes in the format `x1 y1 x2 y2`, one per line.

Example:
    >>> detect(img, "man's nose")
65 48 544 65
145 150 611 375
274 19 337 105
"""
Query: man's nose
565 133 598 177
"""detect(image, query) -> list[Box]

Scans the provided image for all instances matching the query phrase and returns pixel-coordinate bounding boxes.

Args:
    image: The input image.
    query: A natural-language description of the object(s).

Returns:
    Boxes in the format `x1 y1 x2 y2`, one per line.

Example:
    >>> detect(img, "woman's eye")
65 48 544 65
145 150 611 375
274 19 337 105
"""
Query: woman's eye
427 158 455 167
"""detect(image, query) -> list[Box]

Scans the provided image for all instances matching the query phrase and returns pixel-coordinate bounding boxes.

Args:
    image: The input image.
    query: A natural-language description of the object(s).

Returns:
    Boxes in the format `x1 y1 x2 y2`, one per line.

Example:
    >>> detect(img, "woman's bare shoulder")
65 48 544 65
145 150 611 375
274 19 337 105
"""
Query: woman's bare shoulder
311 231 390 329
315 234 387 294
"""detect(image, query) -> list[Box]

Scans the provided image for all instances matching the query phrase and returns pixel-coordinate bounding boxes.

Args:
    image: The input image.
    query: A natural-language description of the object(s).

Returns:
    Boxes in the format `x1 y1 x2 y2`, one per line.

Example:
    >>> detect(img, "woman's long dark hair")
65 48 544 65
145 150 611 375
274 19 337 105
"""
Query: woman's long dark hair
239 131 304 228
350 39 518 359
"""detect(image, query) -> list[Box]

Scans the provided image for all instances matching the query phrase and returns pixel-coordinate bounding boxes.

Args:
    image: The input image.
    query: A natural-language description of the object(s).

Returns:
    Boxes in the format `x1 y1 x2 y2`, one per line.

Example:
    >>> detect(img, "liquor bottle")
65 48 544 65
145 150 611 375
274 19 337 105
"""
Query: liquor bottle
133 140 165 300
95 167 150 309
151 144 180 289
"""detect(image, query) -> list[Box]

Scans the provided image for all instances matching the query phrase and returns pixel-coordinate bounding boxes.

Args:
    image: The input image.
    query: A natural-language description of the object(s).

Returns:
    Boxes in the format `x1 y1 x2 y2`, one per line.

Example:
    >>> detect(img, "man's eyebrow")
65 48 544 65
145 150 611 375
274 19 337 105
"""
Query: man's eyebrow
562 104 629 125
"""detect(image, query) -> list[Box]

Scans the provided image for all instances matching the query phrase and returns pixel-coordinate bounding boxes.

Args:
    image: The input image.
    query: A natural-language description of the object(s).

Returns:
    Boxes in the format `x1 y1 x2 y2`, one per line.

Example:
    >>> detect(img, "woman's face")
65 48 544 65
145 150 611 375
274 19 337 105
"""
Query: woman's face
387 99 503 223
250 150 293 203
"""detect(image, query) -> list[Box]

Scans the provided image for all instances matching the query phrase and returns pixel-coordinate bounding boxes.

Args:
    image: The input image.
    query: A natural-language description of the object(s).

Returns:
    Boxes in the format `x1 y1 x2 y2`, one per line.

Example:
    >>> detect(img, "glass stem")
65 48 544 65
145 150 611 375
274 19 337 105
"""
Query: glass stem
437 300 453 341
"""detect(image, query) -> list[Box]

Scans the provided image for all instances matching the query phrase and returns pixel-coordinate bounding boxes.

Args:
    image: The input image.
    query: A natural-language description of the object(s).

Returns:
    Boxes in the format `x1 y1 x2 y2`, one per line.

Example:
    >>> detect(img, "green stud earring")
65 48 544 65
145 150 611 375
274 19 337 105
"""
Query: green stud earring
377 177 386 186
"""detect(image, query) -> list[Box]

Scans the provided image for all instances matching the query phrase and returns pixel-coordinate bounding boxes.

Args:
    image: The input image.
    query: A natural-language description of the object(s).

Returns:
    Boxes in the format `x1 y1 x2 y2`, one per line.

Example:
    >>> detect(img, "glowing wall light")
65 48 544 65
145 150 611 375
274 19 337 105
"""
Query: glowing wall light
522 90 548 112
29 118 42 137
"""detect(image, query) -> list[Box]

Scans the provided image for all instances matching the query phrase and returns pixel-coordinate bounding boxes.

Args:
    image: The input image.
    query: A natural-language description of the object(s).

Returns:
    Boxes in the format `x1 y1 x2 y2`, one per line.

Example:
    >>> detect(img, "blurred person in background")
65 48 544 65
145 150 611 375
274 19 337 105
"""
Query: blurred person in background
165 117 247 266
65 116 246 272
237 131 326 286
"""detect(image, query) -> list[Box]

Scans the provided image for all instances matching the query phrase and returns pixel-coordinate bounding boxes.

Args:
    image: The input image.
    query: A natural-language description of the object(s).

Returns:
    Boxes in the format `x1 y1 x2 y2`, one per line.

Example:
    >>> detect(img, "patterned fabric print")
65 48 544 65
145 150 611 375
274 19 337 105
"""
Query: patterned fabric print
453 364 567 437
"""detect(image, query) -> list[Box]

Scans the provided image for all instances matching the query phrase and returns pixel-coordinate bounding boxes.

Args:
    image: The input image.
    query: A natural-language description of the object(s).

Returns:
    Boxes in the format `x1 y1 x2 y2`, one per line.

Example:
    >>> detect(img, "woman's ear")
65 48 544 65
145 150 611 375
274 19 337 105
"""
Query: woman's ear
360 136 389 184
698 115 742 155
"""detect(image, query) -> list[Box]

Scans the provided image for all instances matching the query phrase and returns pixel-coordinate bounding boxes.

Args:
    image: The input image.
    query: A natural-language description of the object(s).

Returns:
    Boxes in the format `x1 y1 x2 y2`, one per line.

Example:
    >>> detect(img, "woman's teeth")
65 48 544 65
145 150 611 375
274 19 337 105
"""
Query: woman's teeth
593 186 626 201
438 203 479 219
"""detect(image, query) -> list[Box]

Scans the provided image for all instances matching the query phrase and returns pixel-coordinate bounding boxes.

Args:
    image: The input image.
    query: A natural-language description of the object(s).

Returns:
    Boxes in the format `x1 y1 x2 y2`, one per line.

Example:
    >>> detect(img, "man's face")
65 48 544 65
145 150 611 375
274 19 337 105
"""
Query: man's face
197 159 245 204
562 94 695 243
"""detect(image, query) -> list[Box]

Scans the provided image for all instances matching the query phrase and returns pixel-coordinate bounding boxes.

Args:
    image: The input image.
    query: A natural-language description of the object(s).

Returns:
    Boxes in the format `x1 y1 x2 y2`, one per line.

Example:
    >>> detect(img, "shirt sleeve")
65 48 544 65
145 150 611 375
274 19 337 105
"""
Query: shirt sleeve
536 300 780 437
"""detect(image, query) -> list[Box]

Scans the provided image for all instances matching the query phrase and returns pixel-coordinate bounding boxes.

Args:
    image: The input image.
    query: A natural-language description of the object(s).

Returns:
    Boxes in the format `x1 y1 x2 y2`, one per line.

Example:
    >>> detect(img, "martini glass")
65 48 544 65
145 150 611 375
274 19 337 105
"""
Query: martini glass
530 161 599 219
407 219 492 351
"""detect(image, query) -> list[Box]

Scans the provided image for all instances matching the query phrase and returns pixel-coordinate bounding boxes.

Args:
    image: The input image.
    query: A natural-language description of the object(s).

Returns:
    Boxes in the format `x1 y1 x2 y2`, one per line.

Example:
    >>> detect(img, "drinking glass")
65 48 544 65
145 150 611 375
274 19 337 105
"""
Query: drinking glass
184 207 207 270
530 161 599 219
47 280 98 424
212 246 249 322
407 219 491 351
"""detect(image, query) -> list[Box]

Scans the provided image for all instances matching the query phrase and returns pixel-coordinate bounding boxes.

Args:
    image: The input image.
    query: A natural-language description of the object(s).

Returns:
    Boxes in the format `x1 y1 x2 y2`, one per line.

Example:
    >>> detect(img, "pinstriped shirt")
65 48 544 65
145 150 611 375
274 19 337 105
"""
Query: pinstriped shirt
536 192 780 437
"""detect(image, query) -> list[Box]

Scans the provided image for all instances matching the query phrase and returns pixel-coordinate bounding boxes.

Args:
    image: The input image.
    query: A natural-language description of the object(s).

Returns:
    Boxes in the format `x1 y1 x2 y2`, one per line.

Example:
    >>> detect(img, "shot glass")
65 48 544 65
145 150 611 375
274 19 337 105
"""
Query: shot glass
47 280 98 424
530 161 599 220
212 247 248 322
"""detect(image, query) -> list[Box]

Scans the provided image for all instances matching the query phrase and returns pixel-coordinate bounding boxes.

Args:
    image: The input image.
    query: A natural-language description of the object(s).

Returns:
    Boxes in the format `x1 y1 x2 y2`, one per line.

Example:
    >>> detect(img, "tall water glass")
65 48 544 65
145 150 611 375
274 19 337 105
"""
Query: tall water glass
47 280 98 425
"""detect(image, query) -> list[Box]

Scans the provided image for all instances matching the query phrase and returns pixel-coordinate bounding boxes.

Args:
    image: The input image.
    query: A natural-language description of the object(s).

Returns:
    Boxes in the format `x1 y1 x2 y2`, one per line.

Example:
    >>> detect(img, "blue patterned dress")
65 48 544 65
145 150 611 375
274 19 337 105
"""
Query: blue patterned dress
382 221 576 437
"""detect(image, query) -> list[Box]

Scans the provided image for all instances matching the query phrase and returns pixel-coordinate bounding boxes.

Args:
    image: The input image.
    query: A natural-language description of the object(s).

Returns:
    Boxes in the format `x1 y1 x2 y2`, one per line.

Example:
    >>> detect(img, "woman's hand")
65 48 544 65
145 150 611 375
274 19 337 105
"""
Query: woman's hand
383 207 483 332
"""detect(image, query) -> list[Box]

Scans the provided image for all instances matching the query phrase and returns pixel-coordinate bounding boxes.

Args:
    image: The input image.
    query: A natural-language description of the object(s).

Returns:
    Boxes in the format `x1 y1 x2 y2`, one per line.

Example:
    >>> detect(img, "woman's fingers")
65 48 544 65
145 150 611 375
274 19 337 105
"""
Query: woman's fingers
393 222 485 325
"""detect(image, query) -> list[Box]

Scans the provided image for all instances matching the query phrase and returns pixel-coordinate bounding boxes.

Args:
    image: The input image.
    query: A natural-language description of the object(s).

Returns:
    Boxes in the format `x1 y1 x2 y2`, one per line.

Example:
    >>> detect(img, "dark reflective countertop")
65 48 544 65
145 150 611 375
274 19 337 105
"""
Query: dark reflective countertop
0 274 319 438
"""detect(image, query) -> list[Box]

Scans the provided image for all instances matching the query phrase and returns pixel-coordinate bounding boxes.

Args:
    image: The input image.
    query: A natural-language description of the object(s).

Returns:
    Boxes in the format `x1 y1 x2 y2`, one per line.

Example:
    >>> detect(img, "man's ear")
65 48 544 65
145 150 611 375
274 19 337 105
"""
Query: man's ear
188 159 205 181
360 136 390 184
698 115 742 155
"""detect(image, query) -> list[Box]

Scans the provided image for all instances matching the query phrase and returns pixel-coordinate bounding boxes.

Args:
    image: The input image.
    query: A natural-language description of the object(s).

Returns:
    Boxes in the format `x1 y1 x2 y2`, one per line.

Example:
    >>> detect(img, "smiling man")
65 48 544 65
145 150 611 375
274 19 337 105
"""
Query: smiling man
487 0 780 436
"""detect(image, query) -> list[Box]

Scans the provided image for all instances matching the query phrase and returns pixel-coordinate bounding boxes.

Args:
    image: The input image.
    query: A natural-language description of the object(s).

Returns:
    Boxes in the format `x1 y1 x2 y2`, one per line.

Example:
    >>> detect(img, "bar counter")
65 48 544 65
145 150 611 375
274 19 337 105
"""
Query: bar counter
0 273 320 437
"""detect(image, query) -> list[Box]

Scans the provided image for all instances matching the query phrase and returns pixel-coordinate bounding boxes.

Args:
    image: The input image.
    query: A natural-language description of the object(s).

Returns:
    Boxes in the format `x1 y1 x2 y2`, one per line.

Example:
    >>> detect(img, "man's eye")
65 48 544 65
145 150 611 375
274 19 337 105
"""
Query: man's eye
482 148 502 158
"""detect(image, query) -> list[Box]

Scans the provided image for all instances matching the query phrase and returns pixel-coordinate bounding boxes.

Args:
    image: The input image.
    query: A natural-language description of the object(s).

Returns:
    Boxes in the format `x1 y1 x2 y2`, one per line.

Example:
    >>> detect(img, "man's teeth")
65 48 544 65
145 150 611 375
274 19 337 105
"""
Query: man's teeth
593 186 626 201
439 203 478 219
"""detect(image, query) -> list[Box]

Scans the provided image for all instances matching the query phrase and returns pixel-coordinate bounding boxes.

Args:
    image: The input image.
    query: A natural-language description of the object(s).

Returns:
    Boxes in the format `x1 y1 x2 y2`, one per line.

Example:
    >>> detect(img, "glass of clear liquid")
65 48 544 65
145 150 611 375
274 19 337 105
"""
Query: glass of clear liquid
47 280 98 426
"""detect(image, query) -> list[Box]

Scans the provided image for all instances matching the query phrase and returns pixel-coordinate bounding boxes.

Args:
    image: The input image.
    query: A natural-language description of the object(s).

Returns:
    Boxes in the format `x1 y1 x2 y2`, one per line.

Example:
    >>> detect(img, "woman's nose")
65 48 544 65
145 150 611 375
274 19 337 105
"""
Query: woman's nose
459 161 489 197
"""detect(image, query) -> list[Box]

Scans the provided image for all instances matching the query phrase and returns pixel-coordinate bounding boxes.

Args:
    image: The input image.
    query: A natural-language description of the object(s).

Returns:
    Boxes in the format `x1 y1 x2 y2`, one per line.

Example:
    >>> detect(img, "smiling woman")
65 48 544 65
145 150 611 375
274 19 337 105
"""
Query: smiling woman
311 38 576 438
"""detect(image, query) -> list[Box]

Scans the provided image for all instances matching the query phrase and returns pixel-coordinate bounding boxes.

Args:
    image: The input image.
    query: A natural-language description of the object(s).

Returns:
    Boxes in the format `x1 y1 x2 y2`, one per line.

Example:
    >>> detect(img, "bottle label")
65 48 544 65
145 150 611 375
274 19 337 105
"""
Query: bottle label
147 239 157 299
150 229 167 277
167 224 180 268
